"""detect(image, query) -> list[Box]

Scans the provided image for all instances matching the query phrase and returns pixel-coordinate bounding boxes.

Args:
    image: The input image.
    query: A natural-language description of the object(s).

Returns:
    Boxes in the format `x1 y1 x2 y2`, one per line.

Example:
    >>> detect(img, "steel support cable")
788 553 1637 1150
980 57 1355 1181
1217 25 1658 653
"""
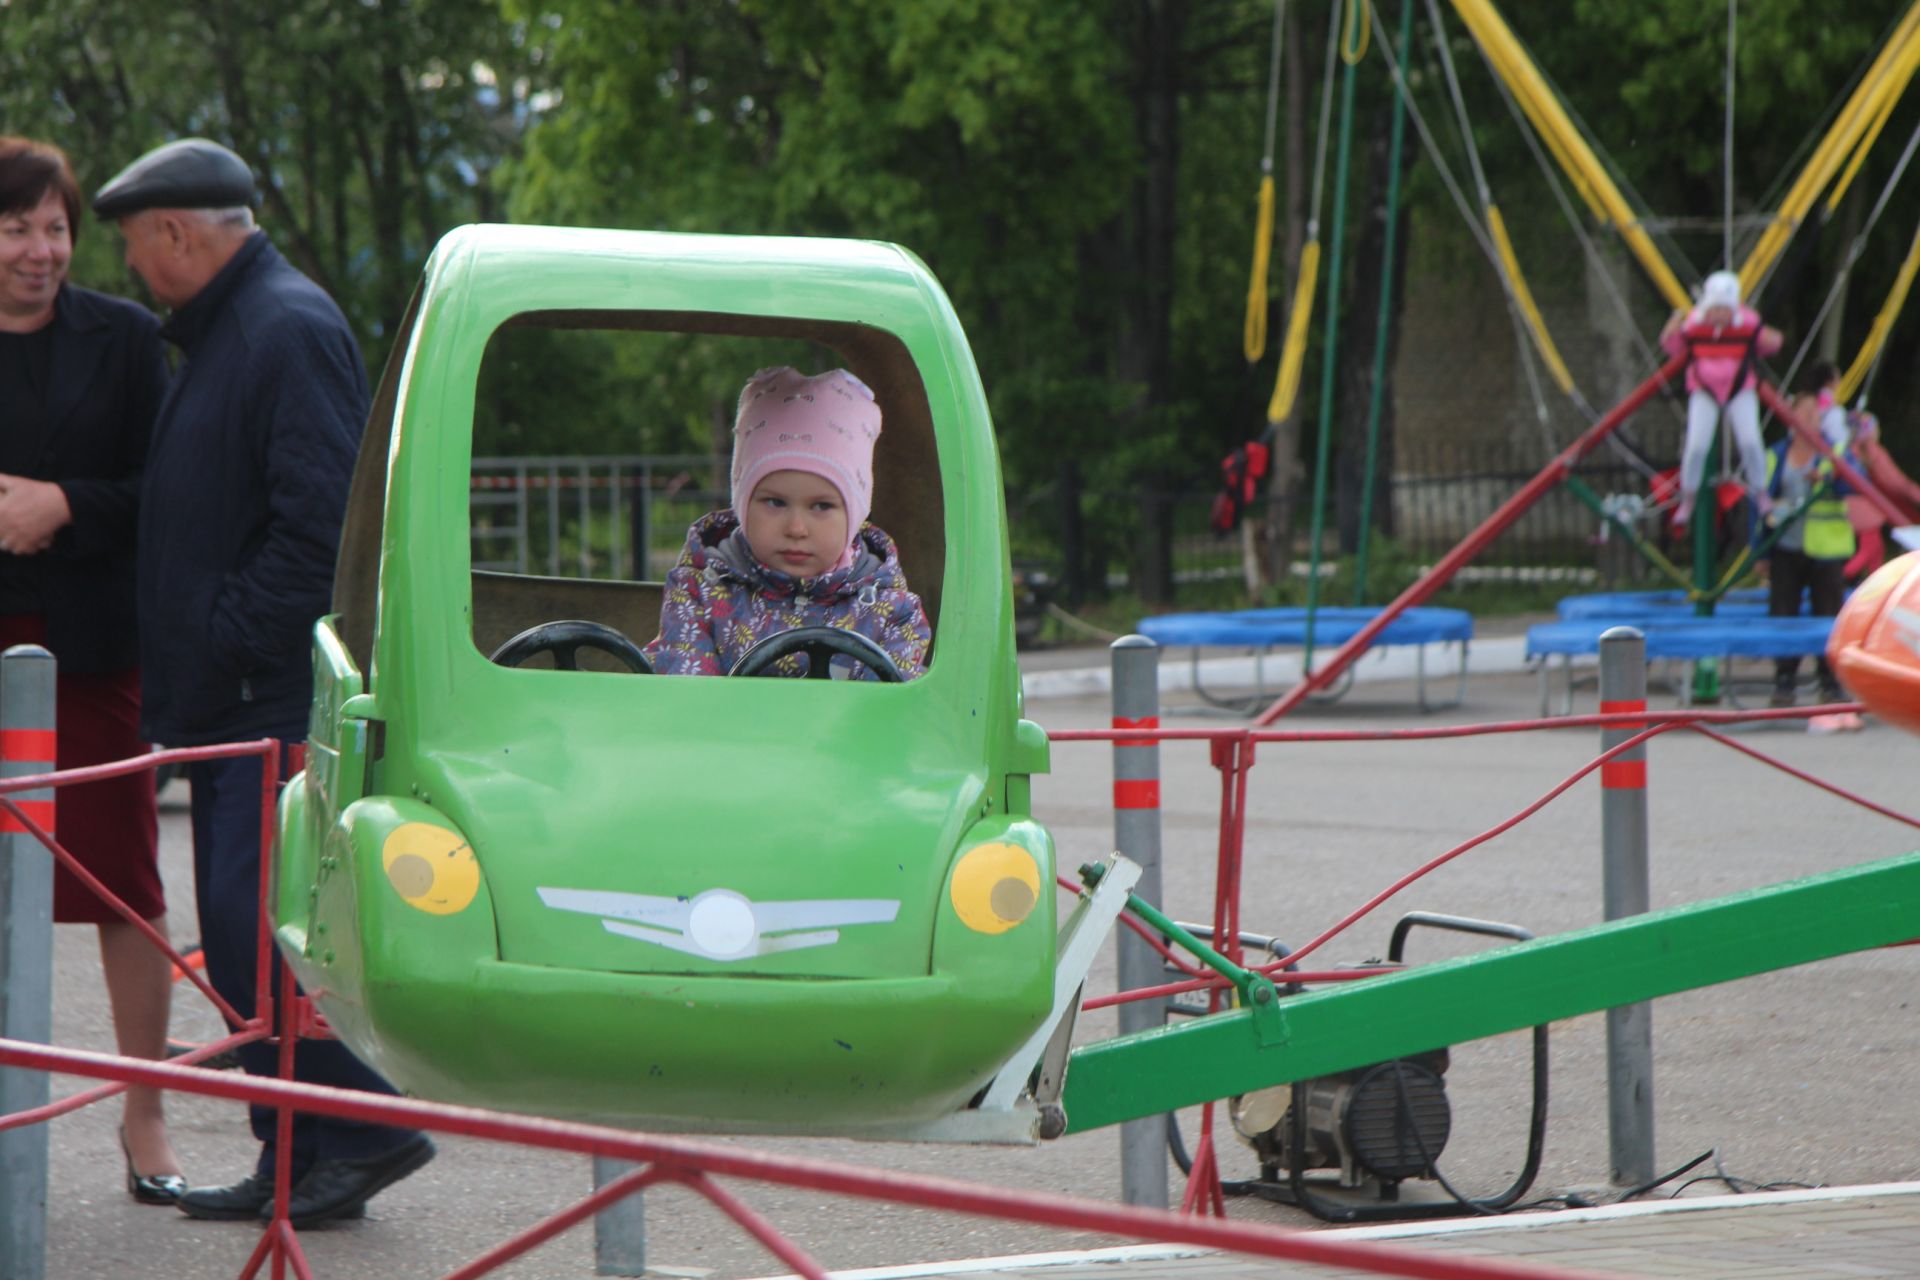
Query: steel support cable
1745 1 1906 230
1724 0 1737 267
1473 51 1675 482
1528 77 1702 295
1482 67 1671 482
1364 6 1607 474
1828 55 1917 219
1819 10 1920 233
1505 41 1701 291
1767 112 1920 402
1366 13 1555 348
1352 0 1416 605
1449 0 1692 308
1419 0 1575 410
1750 49 1920 310
1243 0 1287 362
1485 65 1668 394
1303 0 1365 669
1740 0 1920 299
1844 221 1920 406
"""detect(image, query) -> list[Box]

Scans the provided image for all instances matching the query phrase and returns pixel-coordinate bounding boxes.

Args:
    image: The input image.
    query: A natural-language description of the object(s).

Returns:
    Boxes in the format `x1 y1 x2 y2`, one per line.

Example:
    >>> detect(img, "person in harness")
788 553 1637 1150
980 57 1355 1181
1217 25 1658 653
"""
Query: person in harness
1659 270 1782 528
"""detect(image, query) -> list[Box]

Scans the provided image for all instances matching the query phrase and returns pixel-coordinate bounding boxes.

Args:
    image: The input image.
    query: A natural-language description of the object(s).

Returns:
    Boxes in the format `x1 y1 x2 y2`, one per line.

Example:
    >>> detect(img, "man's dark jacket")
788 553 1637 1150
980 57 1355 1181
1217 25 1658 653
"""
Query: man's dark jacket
138 233 366 745
37 284 167 672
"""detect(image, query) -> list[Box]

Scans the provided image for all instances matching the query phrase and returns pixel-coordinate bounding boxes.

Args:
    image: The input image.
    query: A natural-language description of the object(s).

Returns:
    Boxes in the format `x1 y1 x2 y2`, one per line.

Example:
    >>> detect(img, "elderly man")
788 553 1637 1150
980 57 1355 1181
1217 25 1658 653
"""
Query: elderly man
93 138 434 1226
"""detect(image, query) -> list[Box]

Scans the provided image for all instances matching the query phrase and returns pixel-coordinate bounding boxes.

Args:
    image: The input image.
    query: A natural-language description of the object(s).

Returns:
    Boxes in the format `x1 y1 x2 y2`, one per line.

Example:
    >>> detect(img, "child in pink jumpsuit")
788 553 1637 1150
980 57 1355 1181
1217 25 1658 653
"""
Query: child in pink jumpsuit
1659 270 1782 526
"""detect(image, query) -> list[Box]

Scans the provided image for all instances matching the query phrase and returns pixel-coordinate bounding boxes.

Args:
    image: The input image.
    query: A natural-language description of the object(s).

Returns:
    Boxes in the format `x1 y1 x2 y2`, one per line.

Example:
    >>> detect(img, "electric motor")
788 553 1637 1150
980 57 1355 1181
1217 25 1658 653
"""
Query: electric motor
1233 1049 1451 1189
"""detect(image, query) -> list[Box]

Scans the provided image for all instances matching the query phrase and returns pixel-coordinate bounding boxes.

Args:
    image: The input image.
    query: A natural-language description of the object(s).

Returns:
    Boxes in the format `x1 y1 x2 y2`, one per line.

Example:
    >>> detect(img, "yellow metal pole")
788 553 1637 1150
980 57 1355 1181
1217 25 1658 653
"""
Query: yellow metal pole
1742 1 1920 292
1839 221 1920 402
1487 205 1574 393
1449 0 1690 308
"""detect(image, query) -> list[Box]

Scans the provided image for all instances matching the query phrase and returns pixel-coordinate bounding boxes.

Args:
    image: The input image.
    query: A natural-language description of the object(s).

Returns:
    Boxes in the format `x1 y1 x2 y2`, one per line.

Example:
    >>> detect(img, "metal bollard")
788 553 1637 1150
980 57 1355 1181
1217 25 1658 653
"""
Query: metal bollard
592 1155 646 1275
0 644 55 1280
1111 635 1167 1208
1598 626 1654 1186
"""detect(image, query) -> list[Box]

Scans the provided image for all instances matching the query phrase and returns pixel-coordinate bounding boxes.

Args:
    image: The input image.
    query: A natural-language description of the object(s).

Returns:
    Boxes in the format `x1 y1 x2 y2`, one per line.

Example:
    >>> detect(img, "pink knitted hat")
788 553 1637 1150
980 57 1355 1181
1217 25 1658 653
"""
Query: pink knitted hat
729 367 882 553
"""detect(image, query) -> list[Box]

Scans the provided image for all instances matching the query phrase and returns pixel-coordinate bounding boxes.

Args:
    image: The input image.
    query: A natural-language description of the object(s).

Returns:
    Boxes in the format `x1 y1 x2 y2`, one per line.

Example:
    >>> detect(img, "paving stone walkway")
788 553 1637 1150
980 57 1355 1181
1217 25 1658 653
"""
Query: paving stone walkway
812 1184 1920 1280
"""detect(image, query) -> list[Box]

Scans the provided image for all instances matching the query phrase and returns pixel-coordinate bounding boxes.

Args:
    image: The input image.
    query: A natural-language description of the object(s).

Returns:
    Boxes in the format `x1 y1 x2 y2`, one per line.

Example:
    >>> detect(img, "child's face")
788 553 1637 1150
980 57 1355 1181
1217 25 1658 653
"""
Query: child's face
742 469 849 578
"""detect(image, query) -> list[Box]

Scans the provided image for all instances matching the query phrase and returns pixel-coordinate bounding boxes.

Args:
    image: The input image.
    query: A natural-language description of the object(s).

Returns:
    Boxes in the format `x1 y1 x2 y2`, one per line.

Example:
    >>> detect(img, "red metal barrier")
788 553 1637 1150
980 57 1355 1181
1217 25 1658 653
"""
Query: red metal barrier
0 737 1618 1279
7 705 1912 1276
0 1037 1612 1280
1053 700 1920 1212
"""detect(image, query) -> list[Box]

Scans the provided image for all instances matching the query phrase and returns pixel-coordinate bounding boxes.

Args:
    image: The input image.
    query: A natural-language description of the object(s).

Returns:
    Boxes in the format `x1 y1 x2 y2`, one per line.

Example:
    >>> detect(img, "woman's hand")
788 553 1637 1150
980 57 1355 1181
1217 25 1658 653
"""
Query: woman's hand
0 474 72 555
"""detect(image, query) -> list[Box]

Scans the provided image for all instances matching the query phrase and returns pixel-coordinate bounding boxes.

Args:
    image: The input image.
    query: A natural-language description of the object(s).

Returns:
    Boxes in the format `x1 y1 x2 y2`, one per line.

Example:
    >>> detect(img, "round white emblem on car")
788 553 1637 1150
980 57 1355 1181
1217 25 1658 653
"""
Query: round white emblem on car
686 889 759 959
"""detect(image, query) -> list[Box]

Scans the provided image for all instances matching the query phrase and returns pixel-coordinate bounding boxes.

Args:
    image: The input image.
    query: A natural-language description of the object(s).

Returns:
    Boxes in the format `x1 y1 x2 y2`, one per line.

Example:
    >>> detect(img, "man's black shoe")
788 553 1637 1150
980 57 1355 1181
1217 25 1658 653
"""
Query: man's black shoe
179 1169 369 1222
272 1134 436 1227
177 1171 275 1221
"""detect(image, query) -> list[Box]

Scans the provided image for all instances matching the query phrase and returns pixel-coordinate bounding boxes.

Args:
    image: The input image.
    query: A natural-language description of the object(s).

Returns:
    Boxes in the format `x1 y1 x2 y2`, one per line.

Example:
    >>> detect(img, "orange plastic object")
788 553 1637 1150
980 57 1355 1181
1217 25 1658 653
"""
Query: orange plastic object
1828 550 1920 734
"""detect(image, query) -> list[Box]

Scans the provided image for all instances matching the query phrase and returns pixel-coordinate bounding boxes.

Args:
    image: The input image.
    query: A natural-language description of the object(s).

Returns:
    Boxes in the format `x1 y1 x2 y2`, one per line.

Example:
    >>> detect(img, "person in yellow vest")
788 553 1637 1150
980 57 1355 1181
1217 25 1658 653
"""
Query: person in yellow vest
1765 388 1859 729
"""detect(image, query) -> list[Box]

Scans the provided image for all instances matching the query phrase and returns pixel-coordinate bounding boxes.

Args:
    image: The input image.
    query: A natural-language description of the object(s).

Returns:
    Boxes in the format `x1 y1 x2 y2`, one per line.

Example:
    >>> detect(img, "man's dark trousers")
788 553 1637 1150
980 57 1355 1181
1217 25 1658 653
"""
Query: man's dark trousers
188 734 421 1177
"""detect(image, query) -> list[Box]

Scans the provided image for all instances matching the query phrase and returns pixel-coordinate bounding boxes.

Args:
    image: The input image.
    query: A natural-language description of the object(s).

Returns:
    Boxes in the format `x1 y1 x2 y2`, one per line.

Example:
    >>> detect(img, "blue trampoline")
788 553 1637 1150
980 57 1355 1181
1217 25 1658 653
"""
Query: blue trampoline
1526 615 1835 715
1137 606 1474 712
1555 589 1774 620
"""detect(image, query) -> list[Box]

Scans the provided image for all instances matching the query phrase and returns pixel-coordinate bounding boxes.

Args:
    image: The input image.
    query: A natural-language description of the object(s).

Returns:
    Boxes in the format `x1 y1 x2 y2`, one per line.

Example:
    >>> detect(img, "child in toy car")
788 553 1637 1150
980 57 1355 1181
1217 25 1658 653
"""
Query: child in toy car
644 366 931 680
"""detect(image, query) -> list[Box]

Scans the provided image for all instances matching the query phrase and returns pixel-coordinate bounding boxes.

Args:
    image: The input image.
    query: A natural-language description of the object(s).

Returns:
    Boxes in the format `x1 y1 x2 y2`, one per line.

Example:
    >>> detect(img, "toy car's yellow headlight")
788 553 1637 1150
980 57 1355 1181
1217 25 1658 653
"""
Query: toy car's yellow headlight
949 841 1040 934
381 822 480 915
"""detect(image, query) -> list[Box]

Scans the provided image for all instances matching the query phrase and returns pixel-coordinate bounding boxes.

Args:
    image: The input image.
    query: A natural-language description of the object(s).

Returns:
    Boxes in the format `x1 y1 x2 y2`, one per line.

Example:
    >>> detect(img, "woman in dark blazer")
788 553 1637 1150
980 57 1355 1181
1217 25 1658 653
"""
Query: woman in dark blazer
0 136 182 1203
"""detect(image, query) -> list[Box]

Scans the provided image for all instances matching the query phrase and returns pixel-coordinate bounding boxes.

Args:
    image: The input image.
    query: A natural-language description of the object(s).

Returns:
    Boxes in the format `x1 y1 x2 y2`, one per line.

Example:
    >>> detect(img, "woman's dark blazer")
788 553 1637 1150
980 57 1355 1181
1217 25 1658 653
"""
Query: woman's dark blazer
28 283 168 673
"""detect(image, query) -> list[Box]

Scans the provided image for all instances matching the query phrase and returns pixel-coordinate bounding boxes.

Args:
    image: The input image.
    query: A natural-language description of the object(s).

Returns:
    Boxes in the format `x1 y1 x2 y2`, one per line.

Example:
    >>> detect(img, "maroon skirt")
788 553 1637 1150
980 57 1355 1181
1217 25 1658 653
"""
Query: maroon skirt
0 615 163 924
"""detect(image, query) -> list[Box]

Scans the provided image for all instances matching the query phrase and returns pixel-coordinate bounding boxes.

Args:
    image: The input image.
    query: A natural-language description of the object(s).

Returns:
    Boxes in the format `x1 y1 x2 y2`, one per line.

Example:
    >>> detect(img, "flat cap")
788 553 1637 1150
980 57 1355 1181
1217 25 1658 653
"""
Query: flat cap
92 138 257 219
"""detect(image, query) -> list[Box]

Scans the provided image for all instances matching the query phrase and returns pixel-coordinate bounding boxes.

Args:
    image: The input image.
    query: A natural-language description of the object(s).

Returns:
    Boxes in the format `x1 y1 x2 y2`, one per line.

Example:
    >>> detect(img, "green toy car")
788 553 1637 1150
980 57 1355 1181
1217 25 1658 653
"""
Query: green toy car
274 224 1131 1140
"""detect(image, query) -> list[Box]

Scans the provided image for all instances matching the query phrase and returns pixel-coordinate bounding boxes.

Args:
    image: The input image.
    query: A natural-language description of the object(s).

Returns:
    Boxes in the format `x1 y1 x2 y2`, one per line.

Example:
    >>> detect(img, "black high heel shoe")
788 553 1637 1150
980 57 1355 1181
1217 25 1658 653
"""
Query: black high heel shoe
120 1127 186 1206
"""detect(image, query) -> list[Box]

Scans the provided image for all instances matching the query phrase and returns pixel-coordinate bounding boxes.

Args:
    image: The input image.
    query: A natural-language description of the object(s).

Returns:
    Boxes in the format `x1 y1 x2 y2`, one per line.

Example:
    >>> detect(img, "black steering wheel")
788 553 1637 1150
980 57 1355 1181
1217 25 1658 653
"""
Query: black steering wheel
490 620 652 673
729 626 905 682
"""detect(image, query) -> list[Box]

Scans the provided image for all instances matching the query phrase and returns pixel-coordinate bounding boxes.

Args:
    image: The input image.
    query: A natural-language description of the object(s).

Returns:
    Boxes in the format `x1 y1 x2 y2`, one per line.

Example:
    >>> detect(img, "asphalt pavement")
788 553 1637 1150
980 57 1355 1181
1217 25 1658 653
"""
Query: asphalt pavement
37 647 1920 1278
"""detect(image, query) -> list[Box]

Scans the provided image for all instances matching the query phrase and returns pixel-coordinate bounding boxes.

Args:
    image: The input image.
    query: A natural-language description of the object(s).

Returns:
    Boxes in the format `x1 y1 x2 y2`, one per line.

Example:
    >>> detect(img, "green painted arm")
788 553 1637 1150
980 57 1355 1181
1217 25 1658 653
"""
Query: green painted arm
1062 850 1920 1134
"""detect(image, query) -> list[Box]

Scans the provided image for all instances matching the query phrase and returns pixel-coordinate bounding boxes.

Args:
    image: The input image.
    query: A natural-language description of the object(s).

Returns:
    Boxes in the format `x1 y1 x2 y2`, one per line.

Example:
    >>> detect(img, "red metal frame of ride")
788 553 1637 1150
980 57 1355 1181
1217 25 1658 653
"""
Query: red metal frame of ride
3 713 1912 1275
1052 700 1920 1215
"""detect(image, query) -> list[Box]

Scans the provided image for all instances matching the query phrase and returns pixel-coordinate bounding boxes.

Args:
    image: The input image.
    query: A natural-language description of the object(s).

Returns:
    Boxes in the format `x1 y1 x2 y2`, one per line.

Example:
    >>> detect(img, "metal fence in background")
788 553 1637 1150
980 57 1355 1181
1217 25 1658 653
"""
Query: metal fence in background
1387 438 1657 562
470 440 1670 595
470 454 718 580
1005 440 1664 598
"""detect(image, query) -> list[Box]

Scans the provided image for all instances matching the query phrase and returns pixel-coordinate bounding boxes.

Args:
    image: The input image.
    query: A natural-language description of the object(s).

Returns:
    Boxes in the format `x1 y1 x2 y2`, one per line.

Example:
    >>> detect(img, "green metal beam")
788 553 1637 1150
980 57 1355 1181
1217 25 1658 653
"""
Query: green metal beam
1563 473 1689 591
1060 849 1920 1134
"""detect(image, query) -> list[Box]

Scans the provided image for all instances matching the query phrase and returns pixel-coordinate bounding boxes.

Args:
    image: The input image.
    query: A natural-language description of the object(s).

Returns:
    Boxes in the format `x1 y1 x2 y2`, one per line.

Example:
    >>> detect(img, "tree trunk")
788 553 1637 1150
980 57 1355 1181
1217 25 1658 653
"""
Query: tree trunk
1115 0 1185 606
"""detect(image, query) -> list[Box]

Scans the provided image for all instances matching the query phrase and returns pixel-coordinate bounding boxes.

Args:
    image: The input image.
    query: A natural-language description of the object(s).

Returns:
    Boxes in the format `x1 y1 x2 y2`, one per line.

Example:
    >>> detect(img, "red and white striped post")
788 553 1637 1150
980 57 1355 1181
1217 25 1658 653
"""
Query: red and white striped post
0 642 55 1280
1599 626 1654 1186
1110 635 1167 1209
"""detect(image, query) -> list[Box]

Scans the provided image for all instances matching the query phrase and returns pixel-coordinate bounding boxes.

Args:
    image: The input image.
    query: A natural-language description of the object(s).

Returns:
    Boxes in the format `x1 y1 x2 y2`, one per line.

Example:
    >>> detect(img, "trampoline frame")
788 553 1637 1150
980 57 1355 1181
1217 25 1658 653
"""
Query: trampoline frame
1141 608 1474 716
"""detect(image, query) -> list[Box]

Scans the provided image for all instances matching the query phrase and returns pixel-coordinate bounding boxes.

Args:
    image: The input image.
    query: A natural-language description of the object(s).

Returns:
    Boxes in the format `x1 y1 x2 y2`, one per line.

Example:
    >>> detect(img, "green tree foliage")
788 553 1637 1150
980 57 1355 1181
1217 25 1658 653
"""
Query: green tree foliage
7 0 1919 557
503 0 1284 595
0 0 546 367
1477 1 1920 397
